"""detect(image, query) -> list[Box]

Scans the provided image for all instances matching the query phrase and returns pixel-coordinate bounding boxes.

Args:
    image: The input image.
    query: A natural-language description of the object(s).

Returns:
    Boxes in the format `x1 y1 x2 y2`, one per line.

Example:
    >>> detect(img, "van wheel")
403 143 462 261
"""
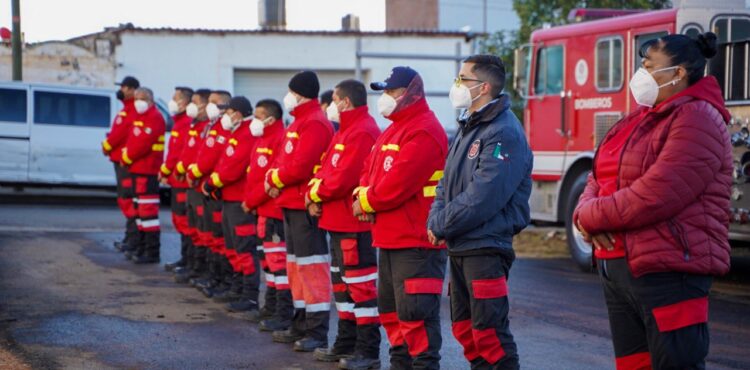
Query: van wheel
565 172 594 272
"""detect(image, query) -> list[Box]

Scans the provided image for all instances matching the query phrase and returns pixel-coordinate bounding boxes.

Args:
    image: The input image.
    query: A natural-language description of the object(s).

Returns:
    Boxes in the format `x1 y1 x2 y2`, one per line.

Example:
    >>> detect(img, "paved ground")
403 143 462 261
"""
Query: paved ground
0 199 749 369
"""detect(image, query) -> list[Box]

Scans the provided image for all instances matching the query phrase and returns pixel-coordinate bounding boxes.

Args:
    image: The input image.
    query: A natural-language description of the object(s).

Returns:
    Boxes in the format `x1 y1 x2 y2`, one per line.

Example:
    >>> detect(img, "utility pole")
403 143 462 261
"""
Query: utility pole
11 0 22 81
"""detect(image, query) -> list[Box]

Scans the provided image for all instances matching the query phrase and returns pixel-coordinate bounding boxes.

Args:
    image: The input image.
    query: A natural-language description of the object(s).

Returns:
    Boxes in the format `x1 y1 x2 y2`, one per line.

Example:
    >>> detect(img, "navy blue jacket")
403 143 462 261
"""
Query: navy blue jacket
427 95 533 254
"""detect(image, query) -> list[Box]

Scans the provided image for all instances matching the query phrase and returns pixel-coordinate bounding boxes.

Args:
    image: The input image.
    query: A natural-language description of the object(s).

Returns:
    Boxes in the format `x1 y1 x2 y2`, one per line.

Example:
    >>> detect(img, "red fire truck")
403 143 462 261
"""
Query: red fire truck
512 0 750 270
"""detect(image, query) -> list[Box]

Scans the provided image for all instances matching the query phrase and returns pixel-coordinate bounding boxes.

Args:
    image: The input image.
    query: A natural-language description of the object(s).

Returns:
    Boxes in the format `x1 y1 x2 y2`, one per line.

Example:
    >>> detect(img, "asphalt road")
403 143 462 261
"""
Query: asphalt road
0 199 749 369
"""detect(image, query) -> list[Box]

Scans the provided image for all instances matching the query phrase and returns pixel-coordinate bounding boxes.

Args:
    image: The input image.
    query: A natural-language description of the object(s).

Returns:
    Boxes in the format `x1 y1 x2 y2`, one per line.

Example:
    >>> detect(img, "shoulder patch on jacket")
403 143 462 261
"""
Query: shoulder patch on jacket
468 139 481 159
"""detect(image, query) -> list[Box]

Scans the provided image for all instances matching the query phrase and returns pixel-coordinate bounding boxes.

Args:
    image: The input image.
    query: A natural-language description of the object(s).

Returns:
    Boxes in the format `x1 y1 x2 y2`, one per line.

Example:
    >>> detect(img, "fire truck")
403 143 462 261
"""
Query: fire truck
512 0 750 270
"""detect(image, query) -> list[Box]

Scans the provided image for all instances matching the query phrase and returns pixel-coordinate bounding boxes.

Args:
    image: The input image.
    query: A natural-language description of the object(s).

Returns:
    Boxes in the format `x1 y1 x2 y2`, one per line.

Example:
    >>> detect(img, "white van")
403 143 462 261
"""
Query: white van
0 82 171 188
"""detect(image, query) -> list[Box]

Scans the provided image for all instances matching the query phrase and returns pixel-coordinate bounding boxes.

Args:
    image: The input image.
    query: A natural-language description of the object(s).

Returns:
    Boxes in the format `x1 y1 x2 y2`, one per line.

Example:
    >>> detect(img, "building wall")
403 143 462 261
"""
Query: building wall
115 31 470 131
386 0 439 30
0 42 115 87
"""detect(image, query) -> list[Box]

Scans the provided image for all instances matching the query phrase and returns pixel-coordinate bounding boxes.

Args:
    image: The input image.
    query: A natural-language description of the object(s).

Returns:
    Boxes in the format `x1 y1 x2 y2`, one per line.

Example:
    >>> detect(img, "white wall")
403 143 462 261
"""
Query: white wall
115 31 471 132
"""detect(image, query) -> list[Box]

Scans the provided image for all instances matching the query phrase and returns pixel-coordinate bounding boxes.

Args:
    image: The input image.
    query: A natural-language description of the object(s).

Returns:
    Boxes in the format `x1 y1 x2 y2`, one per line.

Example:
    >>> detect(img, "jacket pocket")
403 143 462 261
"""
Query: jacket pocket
667 219 690 261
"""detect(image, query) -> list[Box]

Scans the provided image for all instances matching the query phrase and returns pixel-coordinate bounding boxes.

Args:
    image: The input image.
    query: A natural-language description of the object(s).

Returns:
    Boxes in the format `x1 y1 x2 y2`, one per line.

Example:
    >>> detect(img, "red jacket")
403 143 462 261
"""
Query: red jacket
308 106 380 233
162 112 193 188
187 121 231 189
175 119 210 180
207 119 256 202
358 98 448 249
575 76 732 277
121 105 166 175
243 120 285 220
102 99 136 163
266 100 334 210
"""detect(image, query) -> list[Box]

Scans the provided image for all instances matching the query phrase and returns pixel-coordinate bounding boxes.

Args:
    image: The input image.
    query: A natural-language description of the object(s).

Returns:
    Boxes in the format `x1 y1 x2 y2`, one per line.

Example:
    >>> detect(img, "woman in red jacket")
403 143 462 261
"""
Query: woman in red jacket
574 32 732 370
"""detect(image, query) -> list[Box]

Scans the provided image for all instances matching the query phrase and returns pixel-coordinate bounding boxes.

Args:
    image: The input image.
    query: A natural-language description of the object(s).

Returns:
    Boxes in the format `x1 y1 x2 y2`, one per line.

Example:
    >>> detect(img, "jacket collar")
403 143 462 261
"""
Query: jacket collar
387 97 428 124
339 106 369 132
291 99 320 118
459 94 511 132
262 119 284 138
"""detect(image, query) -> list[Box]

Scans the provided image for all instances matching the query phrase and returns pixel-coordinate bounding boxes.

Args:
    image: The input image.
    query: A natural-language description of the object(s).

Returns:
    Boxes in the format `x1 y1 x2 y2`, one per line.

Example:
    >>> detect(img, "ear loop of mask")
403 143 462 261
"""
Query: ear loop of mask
652 66 681 88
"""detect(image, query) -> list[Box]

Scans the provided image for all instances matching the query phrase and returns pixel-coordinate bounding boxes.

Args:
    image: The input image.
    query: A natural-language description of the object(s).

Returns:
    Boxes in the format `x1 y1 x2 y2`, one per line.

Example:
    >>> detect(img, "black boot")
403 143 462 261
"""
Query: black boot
272 329 304 344
315 319 356 362
314 347 354 362
259 286 277 320
338 355 381 370
294 336 327 352
259 318 289 332
213 272 242 303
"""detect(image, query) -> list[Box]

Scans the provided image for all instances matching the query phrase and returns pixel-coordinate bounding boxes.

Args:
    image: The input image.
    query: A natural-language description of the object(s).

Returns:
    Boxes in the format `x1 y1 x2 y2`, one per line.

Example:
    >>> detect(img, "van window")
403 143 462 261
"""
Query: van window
596 37 623 91
534 45 564 95
714 16 750 44
34 91 111 128
0 88 27 123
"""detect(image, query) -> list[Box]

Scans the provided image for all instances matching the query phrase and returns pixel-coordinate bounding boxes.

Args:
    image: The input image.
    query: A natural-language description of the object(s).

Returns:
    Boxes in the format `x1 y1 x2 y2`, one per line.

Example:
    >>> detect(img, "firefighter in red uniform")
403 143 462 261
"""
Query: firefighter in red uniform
102 76 139 252
188 91 235 299
173 89 212 283
161 87 194 272
265 70 334 352
240 99 291 329
202 96 261 316
306 80 382 369
354 67 448 370
120 87 166 264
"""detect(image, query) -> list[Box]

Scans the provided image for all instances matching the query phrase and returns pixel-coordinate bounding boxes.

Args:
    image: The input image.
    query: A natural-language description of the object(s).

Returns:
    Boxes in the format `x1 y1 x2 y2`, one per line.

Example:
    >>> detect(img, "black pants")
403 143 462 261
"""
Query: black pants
130 174 160 257
378 248 446 370
283 209 331 341
450 252 518 370
222 201 260 305
330 231 381 359
114 164 137 245
599 258 712 370
170 188 189 263
258 216 293 324
185 189 204 271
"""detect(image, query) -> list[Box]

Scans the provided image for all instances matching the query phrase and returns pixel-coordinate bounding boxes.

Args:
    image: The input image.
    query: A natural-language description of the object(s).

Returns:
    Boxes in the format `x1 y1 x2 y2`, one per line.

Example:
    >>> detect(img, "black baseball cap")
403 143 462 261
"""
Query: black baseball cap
218 96 253 117
115 76 140 89
370 66 418 91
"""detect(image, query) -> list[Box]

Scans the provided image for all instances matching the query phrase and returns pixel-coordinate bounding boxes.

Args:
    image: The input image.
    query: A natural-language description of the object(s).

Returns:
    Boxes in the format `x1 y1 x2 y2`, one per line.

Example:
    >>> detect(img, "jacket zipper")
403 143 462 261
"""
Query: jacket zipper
667 219 690 261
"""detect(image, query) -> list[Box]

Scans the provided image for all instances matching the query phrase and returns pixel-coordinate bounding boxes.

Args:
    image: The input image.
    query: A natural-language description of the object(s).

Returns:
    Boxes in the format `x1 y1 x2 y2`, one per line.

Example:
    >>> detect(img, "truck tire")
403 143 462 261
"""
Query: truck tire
565 172 594 272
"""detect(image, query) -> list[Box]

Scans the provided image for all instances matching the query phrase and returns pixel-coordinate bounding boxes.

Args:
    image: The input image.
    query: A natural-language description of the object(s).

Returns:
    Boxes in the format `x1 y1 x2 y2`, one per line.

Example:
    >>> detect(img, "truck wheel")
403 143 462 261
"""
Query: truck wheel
565 172 593 272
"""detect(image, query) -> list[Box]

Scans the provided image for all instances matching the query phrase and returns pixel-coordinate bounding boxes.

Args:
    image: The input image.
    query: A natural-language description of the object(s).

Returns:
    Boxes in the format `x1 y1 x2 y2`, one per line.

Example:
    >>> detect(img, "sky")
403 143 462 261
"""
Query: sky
0 0 386 43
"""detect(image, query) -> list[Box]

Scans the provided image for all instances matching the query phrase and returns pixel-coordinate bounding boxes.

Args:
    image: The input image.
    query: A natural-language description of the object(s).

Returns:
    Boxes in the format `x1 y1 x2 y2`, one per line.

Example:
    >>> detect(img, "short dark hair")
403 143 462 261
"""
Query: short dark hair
175 86 194 102
256 99 283 120
639 32 718 85
320 90 334 105
212 90 232 98
335 80 368 107
195 88 211 103
463 54 506 97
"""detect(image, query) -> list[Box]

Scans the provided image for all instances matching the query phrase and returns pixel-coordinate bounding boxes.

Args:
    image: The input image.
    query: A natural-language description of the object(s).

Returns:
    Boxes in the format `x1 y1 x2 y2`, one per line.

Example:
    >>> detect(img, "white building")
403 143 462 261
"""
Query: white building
69 25 475 131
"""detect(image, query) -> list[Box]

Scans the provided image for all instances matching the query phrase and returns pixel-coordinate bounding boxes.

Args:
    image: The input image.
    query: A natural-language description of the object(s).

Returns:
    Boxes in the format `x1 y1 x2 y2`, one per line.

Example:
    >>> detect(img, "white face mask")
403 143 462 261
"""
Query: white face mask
377 93 398 117
449 82 484 109
220 113 237 131
168 100 179 115
250 118 267 137
134 99 149 114
326 102 340 122
283 92 299 111
186 102 199 118
629 66 681 107
206 103 221 120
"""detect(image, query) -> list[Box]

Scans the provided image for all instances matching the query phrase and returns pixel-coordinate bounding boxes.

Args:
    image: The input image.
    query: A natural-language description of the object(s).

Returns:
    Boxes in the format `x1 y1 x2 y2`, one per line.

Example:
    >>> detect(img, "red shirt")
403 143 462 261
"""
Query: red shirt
187 121 231 189
121 105 166 175
265 100 334 210
243 121 285 220
358 98 448 249
308 106 381 233
207 119 256 202
103 99 136 163
162 112 193 188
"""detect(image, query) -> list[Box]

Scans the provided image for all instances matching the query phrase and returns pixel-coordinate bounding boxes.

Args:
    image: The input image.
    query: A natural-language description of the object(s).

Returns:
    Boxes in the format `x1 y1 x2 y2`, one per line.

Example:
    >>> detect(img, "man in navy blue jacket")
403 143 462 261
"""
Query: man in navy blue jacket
427 54 532 370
